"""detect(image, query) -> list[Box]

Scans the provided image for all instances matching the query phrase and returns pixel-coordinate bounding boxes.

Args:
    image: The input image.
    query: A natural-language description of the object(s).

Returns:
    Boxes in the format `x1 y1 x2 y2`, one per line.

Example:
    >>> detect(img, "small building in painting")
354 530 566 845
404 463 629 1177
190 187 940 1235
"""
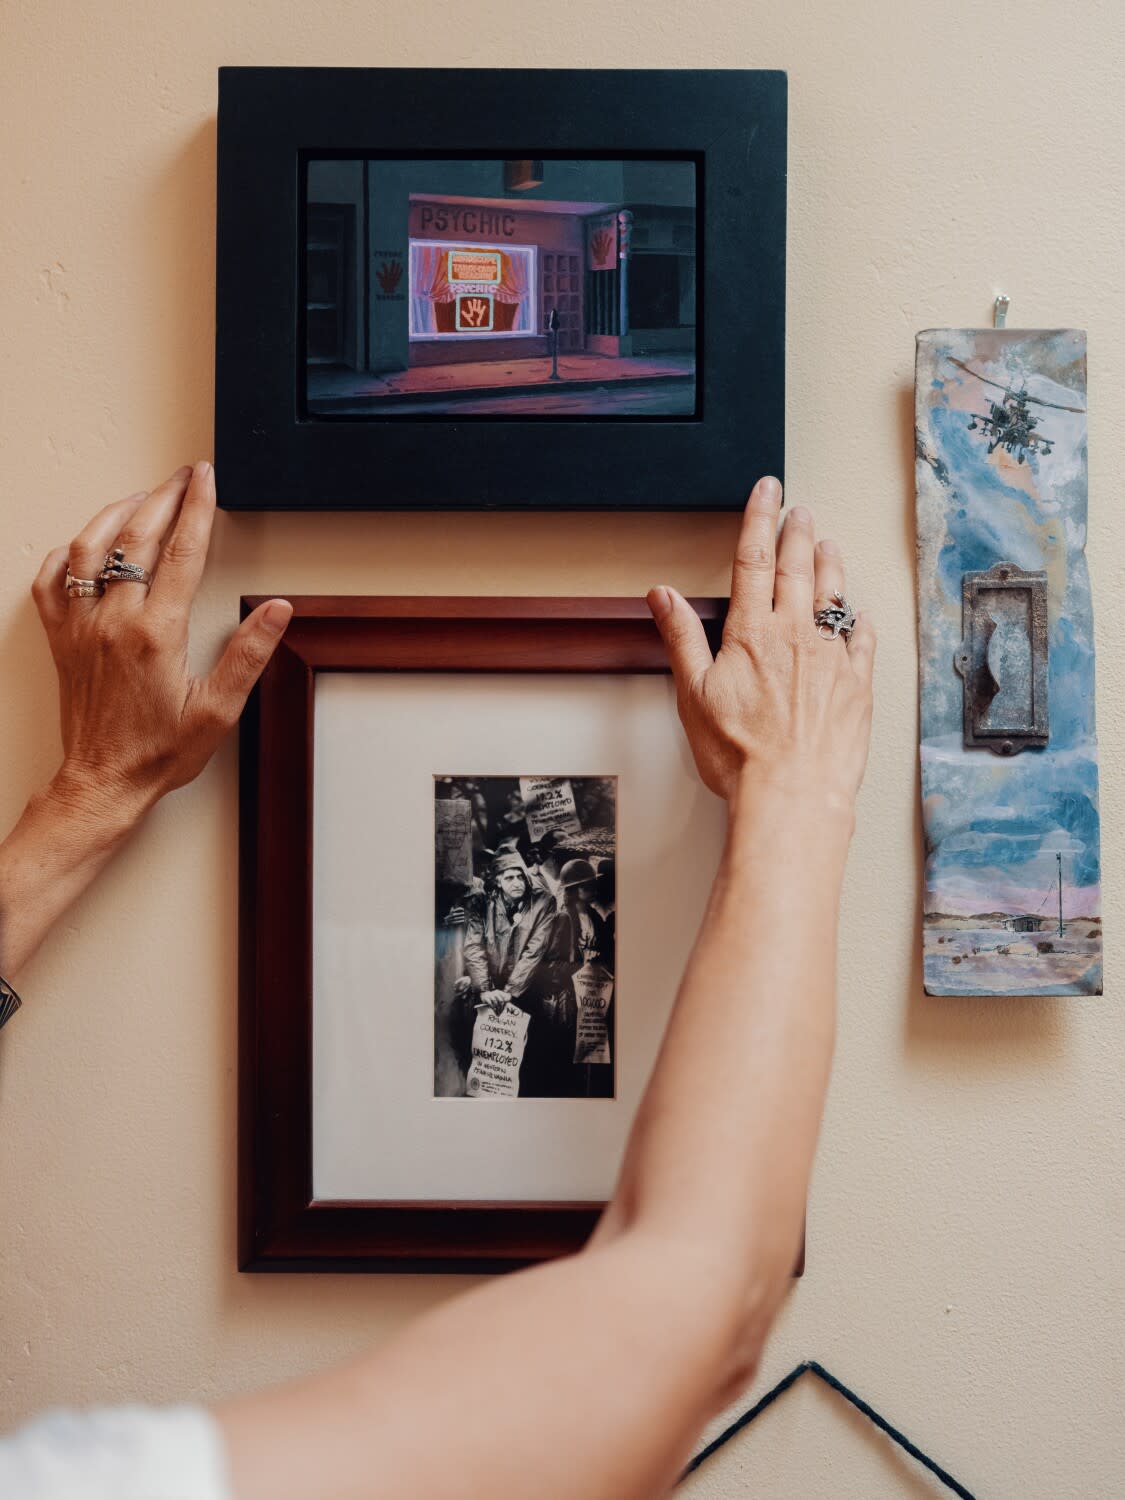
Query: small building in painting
1008 915 1042 933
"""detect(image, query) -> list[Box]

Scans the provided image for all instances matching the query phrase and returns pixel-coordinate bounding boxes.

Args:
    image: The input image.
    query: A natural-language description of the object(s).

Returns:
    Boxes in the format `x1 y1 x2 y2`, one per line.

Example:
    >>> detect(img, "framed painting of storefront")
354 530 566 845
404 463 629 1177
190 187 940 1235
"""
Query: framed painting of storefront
216 68 786 511
238 596 730 1271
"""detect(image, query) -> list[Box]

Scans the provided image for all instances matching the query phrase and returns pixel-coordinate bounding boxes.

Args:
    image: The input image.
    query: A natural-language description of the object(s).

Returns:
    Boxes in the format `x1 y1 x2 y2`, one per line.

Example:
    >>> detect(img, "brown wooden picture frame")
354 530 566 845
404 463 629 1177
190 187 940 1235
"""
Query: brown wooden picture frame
239 595 726 1272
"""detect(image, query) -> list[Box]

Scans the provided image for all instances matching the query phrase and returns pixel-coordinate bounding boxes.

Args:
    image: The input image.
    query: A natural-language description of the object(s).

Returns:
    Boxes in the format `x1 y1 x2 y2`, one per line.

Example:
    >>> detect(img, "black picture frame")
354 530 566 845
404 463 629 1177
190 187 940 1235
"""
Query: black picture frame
215 67 786 512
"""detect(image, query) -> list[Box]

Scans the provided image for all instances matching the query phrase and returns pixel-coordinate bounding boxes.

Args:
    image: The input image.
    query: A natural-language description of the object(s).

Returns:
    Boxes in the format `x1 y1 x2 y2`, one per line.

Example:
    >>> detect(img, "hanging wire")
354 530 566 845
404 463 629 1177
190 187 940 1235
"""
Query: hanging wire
679 1360 977 1498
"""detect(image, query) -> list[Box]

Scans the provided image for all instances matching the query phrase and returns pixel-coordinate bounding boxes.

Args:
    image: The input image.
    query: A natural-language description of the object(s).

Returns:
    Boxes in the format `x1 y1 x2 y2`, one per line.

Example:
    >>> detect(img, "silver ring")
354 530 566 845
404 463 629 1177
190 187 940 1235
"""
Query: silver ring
98 548 153 587
814 591 856 641
64 569 104 599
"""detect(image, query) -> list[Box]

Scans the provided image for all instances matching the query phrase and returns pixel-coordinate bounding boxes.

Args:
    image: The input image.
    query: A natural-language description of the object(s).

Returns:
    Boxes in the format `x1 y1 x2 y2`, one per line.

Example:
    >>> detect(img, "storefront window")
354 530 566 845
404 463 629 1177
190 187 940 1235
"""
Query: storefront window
409 240 537 339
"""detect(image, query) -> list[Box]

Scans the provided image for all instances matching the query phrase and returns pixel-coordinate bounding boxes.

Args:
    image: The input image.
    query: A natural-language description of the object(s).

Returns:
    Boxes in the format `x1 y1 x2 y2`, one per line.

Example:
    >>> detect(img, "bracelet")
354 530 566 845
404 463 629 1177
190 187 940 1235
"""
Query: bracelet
0 974 22 1030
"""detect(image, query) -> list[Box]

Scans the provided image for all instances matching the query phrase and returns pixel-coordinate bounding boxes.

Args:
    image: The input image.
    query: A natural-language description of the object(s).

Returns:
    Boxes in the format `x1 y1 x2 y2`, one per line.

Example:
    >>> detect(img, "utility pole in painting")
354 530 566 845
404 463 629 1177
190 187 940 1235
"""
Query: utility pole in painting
1057 852 1064 937
548 306 561 381
617 209 634 341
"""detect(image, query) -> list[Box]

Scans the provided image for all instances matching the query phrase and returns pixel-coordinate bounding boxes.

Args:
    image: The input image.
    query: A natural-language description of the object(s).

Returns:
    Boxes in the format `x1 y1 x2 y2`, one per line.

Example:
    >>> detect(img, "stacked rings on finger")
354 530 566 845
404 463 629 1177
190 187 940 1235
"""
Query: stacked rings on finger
814 591 857 641
98 548 153 588
64 568 104 599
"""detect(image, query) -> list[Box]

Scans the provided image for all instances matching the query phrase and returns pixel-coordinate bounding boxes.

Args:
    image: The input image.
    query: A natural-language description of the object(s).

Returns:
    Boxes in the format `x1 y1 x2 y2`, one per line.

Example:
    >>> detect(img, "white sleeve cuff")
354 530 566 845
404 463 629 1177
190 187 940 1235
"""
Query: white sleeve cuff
0 1403 233 1500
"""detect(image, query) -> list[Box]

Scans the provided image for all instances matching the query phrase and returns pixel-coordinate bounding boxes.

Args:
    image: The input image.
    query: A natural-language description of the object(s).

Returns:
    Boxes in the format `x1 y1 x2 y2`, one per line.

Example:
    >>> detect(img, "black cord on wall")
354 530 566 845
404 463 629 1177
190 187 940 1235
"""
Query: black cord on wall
680 1360 977 1498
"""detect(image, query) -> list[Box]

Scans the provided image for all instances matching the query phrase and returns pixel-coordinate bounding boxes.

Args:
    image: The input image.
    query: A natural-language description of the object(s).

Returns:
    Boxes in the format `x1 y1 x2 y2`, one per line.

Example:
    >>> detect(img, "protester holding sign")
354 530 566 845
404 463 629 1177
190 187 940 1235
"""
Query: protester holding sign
449 847 559 1095
538 857 616 1095
458 849 556 1012
554 858 612 968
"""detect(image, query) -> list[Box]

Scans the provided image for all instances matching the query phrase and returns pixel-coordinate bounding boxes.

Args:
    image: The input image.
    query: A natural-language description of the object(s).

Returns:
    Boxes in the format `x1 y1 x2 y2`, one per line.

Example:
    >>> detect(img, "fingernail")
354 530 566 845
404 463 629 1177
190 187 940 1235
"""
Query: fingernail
757 476 782 506
789 506 812 524
818 538 841 555
647 585 673 619
194 460 212 480
262 600 292 635
126 490 149 501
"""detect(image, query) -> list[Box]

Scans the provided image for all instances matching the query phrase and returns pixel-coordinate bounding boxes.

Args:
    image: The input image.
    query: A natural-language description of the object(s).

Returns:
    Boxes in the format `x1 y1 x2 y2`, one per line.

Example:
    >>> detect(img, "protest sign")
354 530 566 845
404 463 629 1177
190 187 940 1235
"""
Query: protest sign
435 797 473 886
466 1002 531 1097
519 776 583 845
572 963 613 1065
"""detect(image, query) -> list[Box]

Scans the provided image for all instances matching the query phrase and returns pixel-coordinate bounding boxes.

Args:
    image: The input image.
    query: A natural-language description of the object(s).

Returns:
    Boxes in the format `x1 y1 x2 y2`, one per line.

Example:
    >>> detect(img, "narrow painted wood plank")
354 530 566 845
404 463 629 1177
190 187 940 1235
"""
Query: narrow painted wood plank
915 329 1102 996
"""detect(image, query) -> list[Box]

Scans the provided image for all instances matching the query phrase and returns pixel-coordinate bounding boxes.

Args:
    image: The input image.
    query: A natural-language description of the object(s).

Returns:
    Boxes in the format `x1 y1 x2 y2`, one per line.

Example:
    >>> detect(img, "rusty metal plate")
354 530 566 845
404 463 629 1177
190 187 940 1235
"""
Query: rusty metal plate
955 562 1049 754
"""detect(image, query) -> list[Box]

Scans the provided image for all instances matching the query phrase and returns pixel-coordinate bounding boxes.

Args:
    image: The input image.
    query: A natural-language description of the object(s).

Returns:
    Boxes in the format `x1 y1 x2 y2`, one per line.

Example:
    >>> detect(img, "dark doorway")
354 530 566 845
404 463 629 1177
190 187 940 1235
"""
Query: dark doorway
306 204 357 367
629 254 691 331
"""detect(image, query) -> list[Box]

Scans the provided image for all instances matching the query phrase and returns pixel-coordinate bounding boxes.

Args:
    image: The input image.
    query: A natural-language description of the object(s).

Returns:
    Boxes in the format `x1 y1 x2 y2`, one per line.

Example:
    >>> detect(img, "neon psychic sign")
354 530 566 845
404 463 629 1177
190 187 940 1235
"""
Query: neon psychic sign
447 249 502 284
447 248 500 333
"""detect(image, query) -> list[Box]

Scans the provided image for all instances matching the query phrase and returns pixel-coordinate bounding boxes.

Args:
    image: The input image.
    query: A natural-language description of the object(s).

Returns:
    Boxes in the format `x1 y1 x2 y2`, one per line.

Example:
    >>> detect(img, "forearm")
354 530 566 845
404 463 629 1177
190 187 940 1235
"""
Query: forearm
597 780 850 1309
219 792 851 1500
220 1232 739 1500
0 767 144 977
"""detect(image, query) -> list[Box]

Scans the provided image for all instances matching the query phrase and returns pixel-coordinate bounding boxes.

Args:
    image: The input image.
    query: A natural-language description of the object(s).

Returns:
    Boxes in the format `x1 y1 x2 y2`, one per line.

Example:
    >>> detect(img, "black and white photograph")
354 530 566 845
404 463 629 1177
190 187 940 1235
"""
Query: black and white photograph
308 659 725 1217
434 775 617 1100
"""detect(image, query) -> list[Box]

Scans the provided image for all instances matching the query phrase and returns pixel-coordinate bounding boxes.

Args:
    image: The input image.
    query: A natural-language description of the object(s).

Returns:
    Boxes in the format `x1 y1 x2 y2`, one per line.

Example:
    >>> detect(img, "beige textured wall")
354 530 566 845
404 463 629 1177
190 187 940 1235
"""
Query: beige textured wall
2 3 1122 1495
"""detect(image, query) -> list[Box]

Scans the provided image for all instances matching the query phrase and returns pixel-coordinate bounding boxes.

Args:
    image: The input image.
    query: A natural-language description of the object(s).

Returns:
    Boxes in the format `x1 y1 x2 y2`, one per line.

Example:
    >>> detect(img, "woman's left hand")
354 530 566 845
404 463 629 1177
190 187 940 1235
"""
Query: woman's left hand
31 462 292 825
1 462 291 979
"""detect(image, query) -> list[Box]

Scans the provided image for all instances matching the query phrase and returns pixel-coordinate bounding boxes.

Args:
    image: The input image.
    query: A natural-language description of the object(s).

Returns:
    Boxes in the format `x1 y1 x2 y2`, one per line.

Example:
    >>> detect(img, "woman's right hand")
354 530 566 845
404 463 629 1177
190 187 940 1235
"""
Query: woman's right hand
646 476 875 820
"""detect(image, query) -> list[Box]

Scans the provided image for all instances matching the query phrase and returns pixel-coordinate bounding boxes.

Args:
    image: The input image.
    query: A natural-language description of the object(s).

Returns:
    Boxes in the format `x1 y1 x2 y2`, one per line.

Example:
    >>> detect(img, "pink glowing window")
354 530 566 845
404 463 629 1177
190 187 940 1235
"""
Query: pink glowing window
409 241 537 339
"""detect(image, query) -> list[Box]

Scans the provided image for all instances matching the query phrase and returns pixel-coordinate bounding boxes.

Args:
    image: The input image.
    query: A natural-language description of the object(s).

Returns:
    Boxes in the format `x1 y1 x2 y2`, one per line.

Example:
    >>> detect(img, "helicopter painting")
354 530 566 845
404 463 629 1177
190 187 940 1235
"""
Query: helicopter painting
949 356 1086 464
916 328 1101 997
